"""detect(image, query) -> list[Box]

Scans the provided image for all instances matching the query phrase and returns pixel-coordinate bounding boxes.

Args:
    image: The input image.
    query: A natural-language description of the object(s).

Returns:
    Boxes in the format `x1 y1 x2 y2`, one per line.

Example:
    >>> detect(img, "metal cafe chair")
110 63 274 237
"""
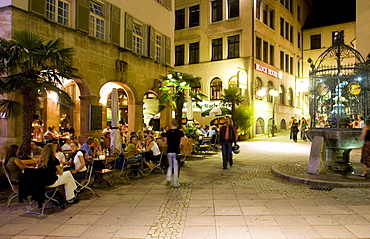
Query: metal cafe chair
27 186 64 215
151 153 165 174
2 163 18 207
74 164 97 198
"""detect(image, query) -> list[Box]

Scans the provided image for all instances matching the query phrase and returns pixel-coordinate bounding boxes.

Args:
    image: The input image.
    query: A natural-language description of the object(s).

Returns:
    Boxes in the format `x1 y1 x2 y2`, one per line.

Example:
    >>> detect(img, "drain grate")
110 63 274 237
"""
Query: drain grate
310 186 332 191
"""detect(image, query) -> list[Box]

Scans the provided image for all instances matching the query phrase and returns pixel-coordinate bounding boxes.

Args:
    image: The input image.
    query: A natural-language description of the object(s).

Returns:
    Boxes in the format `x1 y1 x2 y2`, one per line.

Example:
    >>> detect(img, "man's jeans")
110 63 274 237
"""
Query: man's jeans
166 153 179 186
221 141 233 168
127 155 144 170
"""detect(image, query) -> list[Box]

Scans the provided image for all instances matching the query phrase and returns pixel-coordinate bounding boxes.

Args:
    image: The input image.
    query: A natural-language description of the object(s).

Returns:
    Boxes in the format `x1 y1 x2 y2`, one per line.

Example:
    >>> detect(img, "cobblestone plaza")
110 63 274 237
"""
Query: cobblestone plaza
1 131 370 239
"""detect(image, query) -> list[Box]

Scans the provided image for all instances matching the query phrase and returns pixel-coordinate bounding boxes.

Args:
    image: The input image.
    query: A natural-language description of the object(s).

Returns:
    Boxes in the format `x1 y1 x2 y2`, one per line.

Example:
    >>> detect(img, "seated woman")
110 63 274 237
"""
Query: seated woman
62 142 87 180
125 135 145 170
145 135 161 163
38 143 78 204
54 142 66 164
4 145 34 182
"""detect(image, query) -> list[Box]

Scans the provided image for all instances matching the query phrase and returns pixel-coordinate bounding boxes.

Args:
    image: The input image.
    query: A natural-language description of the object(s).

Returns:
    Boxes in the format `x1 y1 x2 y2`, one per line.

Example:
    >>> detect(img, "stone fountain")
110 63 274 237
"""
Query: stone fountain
306 31 370 174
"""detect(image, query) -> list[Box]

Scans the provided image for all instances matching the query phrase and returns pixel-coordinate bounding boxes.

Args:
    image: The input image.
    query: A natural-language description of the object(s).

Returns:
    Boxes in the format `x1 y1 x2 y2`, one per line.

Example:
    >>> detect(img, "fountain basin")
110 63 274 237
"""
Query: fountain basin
306 128 363 174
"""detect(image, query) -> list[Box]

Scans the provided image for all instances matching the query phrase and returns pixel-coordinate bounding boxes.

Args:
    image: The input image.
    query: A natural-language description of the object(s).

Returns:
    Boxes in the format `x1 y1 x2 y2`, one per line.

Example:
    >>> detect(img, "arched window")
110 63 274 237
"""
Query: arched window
288 87 294 106
210 77 223 100
255 77 264 100
281 119 287 129
267 81 274 102
279 85 285 105
190 82 201 94
228 75 238 88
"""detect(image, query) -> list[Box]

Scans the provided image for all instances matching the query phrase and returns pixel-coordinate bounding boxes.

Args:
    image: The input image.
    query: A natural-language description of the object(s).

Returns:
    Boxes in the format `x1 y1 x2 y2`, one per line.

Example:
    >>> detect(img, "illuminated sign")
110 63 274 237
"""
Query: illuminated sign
255 63 278 78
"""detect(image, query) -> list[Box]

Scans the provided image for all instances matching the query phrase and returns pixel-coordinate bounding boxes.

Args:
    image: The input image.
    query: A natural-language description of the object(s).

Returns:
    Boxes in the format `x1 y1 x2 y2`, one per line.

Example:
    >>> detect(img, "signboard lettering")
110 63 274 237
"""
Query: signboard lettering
255 63 278 78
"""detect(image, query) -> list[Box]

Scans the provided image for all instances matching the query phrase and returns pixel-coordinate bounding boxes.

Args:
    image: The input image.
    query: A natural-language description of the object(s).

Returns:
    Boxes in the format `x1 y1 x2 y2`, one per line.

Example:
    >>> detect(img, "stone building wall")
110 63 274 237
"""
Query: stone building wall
0 6 172 155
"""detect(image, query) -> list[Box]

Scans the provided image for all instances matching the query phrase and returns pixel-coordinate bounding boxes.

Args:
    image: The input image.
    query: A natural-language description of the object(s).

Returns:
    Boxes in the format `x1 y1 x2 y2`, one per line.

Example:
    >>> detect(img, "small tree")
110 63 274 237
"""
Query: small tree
158 71 206 128
0 30 77 156
233 105 254 135
220 87 245 120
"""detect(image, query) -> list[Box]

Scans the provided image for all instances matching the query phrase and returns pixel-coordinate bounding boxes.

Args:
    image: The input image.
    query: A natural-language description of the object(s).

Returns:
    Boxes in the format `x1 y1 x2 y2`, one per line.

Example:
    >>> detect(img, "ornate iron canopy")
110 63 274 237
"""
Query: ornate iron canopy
309 31 370 128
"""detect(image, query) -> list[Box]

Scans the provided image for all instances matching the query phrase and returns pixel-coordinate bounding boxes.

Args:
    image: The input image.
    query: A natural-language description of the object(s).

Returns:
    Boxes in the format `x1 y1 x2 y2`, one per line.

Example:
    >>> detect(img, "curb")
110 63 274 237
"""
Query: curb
271 164 370 188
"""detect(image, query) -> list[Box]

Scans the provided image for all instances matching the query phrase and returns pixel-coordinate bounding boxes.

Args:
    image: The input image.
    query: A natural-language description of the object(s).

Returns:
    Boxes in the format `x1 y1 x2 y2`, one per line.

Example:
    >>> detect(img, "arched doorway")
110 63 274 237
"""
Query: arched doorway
143 91 160 131
281 119 287 129
256 117 264 134
99 82 136 132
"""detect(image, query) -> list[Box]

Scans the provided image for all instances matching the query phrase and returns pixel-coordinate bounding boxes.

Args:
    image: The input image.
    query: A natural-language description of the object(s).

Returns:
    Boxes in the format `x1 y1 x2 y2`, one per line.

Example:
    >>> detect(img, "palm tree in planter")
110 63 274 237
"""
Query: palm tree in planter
0 30 78 156
220 86 245 120
158 71 207 128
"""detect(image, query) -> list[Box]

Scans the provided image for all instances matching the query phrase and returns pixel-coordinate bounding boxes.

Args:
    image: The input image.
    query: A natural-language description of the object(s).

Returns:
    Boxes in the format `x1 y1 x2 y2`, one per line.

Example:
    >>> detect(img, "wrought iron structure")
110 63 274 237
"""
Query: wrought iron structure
306 31 370 173
309 31 370 128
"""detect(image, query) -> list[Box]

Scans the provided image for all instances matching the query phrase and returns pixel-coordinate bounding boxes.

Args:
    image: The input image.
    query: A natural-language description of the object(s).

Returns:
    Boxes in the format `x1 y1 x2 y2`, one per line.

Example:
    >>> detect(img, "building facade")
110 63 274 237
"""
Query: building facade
0 0 175 156
174 0 311 136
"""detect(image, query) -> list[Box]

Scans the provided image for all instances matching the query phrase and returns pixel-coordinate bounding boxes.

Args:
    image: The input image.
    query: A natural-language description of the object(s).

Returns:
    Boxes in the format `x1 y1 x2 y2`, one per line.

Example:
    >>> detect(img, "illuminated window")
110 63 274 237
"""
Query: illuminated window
190 82 201 95
256 37 262 60
175 44 185 66
189 5 200 27
228 0 239 18
90 1 105 39
311 34 321 50
267 81 273 102
46 0 69 26
210 78 223 100
175 8 185 30
212 38 223 61
212 0 222 22
228 35 239 59
279 85 285 105
288 88 294 106
255 77 263 100
133 23 143 54
189 42 199 64
155 34 162 62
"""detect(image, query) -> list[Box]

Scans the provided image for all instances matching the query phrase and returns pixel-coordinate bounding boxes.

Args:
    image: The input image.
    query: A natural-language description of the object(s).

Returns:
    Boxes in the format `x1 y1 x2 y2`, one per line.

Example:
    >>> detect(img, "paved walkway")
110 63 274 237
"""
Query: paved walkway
1 131 370 239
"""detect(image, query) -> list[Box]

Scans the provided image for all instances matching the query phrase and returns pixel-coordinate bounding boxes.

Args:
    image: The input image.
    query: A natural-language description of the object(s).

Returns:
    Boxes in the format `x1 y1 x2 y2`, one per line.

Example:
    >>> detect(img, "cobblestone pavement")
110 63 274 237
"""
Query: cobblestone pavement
1 131 370 238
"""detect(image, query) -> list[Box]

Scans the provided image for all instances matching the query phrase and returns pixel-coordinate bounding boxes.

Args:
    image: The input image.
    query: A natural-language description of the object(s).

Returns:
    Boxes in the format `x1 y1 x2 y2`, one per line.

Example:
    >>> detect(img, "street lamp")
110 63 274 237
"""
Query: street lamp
269 89 279 137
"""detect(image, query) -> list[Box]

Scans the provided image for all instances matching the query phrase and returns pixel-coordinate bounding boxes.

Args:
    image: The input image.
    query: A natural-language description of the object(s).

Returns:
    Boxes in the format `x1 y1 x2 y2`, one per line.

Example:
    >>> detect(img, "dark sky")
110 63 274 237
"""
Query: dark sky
303 0 356 29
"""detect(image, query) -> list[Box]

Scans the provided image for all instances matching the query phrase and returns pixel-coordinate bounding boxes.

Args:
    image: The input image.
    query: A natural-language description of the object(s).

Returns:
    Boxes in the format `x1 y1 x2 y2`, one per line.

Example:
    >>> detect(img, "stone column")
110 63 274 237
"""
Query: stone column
127 100 144 133
78 95 100 144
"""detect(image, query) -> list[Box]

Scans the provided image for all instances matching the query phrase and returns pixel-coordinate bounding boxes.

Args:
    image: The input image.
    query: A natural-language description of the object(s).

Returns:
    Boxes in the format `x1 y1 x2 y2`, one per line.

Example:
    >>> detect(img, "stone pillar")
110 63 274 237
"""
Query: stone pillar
308 136 326 175
78 95 100 144
128 101 144 133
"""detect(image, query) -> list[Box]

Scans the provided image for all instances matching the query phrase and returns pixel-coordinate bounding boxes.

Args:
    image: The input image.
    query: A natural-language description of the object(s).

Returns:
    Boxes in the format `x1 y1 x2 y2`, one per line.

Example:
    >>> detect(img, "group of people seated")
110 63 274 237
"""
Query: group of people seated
3 143 78 205
2 130 166 207
43 123 76 144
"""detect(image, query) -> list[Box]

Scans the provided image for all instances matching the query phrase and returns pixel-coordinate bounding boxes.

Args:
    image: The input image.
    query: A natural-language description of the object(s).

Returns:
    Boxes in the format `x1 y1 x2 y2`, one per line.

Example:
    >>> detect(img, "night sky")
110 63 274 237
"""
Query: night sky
303 0 356 29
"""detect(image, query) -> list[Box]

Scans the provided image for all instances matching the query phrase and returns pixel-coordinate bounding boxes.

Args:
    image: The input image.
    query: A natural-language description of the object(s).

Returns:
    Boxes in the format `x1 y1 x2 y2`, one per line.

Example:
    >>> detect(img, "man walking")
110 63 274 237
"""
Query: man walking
218 116 237 169
163 120 184 188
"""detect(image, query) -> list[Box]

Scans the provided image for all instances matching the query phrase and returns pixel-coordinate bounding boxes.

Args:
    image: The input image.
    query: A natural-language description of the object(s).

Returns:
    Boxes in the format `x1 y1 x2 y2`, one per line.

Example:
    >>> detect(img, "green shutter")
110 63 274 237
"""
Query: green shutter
166 0 172 10
161 33 166 64
110 4 120 45
149 26 155 59
165 36 171 65
29 0 46 17
76 0 90 33
125 13 133 51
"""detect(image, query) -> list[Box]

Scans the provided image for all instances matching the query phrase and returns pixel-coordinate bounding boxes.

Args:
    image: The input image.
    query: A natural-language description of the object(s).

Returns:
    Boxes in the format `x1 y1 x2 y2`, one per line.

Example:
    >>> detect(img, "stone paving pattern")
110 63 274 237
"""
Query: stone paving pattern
1 130 370 238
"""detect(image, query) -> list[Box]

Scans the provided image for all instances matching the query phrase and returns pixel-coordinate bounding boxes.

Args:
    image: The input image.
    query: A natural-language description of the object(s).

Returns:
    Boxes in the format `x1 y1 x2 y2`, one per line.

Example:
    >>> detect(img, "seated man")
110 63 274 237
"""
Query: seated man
30 141 42 157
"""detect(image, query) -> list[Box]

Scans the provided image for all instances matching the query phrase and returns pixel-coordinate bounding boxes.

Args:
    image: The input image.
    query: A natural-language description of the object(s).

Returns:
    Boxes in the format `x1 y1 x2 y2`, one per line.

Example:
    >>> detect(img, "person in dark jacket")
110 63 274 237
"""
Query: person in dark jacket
218 116 237 169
